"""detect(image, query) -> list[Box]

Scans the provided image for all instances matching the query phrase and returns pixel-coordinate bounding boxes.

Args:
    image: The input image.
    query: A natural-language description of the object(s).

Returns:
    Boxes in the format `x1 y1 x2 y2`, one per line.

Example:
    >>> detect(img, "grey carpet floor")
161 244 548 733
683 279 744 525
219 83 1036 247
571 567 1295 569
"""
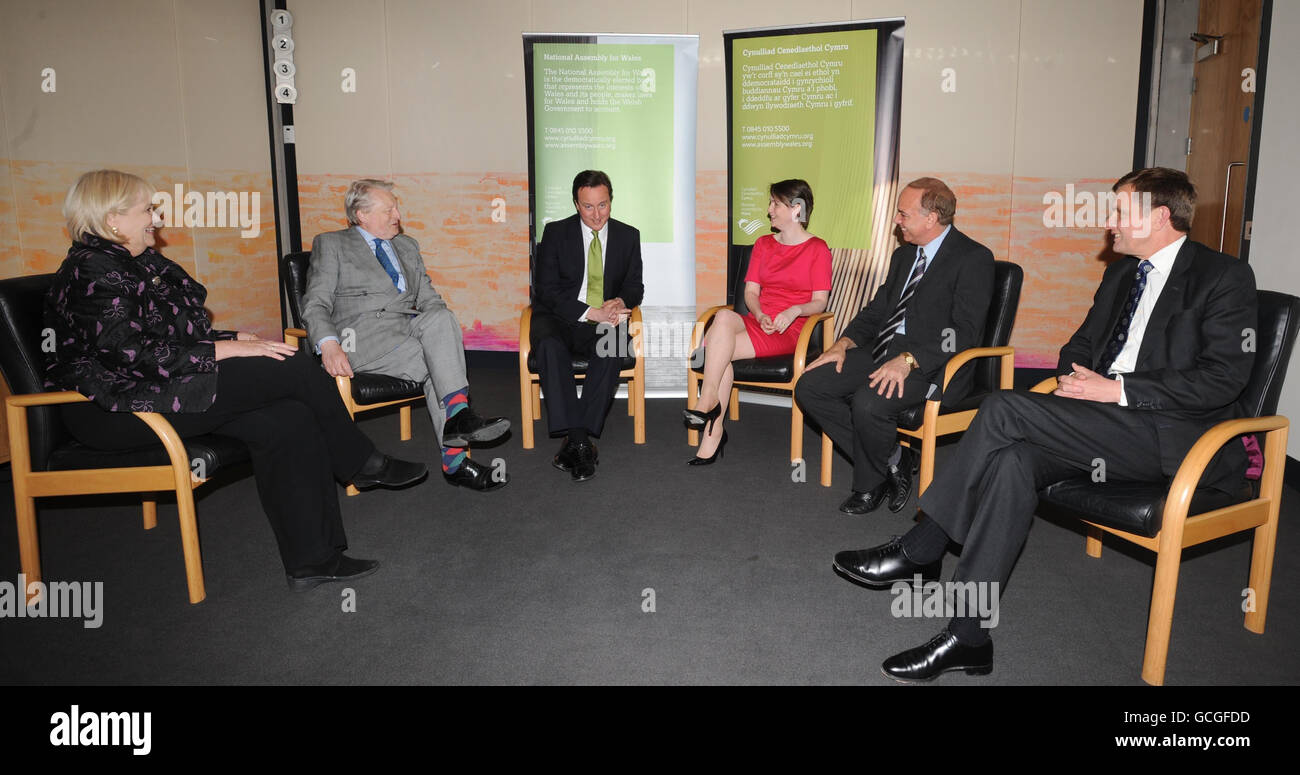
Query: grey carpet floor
1 363 1297 685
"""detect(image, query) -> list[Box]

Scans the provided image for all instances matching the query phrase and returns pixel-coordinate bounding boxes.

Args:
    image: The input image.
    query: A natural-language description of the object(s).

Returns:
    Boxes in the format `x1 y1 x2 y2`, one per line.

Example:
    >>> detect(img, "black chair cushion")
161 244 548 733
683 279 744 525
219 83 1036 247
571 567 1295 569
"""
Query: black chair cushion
47 434 250 477
525 351 637 374
1038 477 1255 538
687 316 829 384
350 372 426 405
282 251 311 329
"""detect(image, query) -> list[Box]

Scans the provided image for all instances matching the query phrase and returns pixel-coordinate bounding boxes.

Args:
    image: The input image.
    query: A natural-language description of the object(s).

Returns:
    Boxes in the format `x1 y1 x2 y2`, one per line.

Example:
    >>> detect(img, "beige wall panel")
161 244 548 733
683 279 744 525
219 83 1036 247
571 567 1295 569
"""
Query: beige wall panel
690 0 853 170
1011 0 1142 178
386 0 531 173
291 0 393 175
528 0 688 35
175 0 273 171
852 0 1020 176
0 0 188 166
0 91 19 268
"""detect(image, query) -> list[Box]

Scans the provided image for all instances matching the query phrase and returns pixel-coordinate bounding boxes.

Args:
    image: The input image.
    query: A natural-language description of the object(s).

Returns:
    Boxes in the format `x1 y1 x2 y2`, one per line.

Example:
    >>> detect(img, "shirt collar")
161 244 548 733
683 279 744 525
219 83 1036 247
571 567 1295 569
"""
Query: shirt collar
355 225 386 247
582 222 608 242
919 224 952 262
1142 234 1186 276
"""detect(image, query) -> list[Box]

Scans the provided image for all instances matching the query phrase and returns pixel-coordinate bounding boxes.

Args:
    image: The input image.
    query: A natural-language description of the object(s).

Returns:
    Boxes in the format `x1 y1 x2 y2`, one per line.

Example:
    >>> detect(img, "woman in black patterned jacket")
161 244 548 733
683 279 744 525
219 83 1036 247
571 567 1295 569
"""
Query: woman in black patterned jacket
45 170 426 592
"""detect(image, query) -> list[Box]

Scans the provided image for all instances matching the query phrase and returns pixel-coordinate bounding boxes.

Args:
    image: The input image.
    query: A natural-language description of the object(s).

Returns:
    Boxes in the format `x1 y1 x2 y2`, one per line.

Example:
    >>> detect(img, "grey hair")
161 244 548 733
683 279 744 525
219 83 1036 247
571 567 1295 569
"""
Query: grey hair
344 179 395 225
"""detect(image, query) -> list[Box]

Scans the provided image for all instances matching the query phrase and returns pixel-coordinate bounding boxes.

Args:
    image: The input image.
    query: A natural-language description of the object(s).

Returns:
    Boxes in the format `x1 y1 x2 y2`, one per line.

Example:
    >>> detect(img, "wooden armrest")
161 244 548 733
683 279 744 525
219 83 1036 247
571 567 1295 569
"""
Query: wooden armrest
4 390 92 408
627 306 644 358
518 306 533 368
1165 416 1289 522
941 346 1014 391
690 305 732 352
1030 376 1059 394
793 312 835 374
284 327 307 347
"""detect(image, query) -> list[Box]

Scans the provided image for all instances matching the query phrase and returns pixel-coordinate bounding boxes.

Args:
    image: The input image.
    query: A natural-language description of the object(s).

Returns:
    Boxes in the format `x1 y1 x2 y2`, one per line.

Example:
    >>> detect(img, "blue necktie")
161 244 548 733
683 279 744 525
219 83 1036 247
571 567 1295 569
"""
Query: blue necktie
1097 260 1154 375
374 237 401 289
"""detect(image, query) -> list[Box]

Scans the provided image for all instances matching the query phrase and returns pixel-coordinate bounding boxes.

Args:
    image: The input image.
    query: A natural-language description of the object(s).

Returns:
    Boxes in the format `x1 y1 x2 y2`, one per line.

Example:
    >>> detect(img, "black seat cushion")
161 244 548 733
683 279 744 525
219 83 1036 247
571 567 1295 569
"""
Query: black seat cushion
687 317 829 384
350 372 426 405
47 433 249 477
526 351 637 374
1038 477 1255 537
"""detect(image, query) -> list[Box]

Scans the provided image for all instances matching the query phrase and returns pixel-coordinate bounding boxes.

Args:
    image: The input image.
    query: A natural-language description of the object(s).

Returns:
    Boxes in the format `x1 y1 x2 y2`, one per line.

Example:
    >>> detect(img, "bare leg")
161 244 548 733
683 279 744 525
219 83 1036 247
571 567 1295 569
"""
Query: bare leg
697 310 753 411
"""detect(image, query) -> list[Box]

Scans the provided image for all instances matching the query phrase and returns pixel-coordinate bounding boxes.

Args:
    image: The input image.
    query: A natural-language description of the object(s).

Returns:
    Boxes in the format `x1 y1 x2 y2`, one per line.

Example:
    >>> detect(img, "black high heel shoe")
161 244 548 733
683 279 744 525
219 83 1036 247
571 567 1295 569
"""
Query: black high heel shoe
683 403 721 433
687 430 728 466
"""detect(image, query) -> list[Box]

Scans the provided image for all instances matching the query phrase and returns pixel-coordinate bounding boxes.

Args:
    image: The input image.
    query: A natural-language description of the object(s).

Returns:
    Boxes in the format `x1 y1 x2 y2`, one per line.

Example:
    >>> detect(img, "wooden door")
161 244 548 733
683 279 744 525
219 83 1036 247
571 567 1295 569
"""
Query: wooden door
1184 0 1262 257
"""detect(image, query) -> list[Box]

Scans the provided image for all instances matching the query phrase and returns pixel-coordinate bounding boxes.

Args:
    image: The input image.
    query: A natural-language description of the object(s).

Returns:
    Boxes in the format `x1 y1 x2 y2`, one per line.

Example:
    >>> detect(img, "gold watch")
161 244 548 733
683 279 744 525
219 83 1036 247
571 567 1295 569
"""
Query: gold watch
900 352 919 370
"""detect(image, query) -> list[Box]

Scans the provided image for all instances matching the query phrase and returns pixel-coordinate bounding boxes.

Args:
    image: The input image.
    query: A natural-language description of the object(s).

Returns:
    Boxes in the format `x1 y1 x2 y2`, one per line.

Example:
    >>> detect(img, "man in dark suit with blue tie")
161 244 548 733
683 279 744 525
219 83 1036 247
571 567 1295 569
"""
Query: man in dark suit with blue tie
796 178 995 515
531 170 644 482
833 167 1258 681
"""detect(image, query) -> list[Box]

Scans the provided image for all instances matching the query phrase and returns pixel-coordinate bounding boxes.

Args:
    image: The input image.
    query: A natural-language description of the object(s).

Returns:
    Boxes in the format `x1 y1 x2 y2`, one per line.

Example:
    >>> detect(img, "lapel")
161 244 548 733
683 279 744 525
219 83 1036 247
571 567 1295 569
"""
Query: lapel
1134 239 1195 367
391 234 422 298
346 228 395 287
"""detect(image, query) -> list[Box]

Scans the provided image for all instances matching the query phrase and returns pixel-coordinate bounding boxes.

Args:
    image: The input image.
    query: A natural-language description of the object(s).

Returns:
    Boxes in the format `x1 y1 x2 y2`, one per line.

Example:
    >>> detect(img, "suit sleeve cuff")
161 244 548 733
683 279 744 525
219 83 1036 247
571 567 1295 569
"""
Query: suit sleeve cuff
315 335 339 355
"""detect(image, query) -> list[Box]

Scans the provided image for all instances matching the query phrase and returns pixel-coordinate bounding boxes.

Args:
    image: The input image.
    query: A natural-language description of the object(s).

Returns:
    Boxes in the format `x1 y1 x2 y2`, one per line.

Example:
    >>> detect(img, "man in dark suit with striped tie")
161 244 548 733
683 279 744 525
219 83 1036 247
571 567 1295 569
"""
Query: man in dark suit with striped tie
796 178 995 515
832 167 1258 681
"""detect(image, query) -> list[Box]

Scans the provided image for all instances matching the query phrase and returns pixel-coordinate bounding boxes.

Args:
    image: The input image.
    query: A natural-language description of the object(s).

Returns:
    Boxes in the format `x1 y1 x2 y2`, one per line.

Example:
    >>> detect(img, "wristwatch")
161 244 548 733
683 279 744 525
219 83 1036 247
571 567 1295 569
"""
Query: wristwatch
900 352 919 370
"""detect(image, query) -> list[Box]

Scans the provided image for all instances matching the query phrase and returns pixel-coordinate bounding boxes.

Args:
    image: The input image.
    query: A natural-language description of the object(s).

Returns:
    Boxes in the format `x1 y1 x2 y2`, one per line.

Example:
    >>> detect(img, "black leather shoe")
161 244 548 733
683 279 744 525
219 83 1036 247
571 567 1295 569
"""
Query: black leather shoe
569 439 597 482
352 453 428 490
832 536 942 588
552 439 598 472
286 553 380 592
444 457 508 491
881 628 993 682
886 463 912 513
443 408 510 447
838 482 889 515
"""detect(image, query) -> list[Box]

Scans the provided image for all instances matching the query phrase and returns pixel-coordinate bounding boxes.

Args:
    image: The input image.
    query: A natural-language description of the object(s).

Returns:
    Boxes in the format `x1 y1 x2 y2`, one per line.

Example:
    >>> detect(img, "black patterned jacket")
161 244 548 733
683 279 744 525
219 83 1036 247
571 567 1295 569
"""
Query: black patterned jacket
43 234 236 413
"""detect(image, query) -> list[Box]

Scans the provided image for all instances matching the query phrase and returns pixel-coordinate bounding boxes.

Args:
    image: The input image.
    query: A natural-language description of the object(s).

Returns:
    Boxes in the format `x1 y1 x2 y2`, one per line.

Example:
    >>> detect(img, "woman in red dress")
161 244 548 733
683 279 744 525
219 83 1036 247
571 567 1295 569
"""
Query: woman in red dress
684 179 832 464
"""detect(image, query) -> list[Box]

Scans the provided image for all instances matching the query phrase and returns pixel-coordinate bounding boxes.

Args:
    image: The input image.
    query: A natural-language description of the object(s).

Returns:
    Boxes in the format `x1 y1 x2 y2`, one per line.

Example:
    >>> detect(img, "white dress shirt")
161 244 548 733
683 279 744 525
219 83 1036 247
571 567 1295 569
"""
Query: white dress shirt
1112 235 1186 406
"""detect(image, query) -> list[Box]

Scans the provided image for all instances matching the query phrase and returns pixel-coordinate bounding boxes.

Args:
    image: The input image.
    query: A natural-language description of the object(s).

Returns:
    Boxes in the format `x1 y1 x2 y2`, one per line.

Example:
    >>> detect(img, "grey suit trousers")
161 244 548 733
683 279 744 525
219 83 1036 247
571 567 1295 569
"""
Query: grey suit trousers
360 305 468 447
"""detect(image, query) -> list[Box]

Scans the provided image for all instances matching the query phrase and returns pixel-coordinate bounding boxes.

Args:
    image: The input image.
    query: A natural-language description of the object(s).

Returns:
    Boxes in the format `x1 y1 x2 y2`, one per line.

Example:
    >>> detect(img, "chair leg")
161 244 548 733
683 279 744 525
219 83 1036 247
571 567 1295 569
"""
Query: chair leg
399 405 412 441
729 388 740 421
820 432 832 487
176 487 206 604
143 497 158 530
1244 503 1280 634
687 369 700 447
790 404 804 463
633 377 645 445
15 490 42 606
1085 526 1104 558
918 432 937 496
1141 546 1182 686
521 372 535 450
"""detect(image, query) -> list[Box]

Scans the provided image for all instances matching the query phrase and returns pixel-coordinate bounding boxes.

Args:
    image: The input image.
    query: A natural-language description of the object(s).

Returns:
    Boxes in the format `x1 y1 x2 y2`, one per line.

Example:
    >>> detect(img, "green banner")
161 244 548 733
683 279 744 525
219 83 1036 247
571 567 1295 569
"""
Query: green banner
730 29 876 249
533 42 674 243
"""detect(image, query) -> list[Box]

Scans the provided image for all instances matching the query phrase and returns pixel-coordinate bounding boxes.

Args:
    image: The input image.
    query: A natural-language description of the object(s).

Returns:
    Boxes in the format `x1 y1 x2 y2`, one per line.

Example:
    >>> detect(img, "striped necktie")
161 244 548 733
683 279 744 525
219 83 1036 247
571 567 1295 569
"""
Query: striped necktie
1097 260 1154 375
872 247 928 362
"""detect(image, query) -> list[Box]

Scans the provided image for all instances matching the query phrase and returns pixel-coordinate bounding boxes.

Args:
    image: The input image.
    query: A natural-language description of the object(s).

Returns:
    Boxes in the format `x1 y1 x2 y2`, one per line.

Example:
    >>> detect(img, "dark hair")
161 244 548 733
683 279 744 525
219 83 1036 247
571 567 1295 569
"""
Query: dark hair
572 170 613 202
904 177 956 225
770 179 814 225
1113 167 1196 232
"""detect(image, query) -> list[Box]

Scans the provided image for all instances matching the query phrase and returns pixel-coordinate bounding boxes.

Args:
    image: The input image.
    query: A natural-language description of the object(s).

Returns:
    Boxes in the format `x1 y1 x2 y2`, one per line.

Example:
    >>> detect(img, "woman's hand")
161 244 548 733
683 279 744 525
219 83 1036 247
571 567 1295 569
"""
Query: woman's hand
772 306 800 334
757 313 776 334
215 339 297 362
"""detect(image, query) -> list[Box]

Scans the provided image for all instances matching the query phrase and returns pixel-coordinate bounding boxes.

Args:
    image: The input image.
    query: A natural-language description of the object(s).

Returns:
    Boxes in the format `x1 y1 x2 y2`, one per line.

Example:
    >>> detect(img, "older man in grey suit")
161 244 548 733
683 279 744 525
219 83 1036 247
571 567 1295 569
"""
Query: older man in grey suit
303 179 509 491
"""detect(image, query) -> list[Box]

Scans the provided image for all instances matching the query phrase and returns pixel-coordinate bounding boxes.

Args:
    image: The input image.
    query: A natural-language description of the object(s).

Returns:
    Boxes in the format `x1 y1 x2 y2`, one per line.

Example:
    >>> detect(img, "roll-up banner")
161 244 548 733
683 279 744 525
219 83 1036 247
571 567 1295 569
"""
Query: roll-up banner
725 20 905 340
524 33 699 394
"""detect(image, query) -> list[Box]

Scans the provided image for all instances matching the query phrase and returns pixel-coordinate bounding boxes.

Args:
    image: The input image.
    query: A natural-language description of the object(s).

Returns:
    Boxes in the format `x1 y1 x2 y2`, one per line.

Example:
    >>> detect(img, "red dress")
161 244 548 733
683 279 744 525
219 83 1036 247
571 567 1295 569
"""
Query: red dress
741 234 833 357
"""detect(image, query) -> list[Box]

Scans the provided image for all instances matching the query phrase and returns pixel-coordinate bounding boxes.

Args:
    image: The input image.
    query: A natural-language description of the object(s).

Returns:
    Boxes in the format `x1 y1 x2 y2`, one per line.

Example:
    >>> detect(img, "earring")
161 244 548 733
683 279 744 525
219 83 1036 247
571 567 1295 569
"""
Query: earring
111 226 119 235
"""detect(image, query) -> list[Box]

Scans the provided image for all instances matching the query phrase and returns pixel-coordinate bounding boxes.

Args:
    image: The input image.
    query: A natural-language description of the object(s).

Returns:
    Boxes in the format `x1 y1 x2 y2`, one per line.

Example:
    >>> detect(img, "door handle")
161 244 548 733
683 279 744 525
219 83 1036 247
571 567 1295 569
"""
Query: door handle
1221 162 1245 252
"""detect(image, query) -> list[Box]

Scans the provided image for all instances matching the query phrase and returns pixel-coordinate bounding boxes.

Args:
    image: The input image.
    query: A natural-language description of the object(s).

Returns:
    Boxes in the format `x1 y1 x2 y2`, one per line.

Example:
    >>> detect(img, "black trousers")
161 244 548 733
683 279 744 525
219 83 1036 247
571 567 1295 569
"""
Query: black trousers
918 390 1173 595
62 349 375 570
794 348 931 491
529 310 627 437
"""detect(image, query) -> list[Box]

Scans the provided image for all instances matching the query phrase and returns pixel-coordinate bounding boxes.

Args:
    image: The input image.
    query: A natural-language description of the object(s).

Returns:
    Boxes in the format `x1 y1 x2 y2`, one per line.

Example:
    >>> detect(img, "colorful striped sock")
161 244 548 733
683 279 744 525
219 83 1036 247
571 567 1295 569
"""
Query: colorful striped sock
443 386 469 419
442 446 466 473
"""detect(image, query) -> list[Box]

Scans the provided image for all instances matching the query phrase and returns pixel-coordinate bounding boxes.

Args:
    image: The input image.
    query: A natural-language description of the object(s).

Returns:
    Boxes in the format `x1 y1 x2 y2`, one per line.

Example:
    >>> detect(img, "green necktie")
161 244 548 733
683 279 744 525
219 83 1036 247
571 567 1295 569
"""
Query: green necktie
586 233 604 309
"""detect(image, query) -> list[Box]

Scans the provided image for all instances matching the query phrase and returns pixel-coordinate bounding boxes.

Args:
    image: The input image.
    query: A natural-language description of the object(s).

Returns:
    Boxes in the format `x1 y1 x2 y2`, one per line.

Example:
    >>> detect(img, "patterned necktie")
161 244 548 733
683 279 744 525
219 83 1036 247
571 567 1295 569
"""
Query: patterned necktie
872 247 928 362
374 237 401 289
586 232 604 309
1097 260 1154 375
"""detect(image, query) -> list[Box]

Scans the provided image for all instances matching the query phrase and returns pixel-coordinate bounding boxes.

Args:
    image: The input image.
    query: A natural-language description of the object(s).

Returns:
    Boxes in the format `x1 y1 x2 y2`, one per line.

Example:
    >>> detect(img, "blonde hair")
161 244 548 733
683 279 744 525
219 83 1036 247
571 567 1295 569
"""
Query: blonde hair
63 169 154 244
